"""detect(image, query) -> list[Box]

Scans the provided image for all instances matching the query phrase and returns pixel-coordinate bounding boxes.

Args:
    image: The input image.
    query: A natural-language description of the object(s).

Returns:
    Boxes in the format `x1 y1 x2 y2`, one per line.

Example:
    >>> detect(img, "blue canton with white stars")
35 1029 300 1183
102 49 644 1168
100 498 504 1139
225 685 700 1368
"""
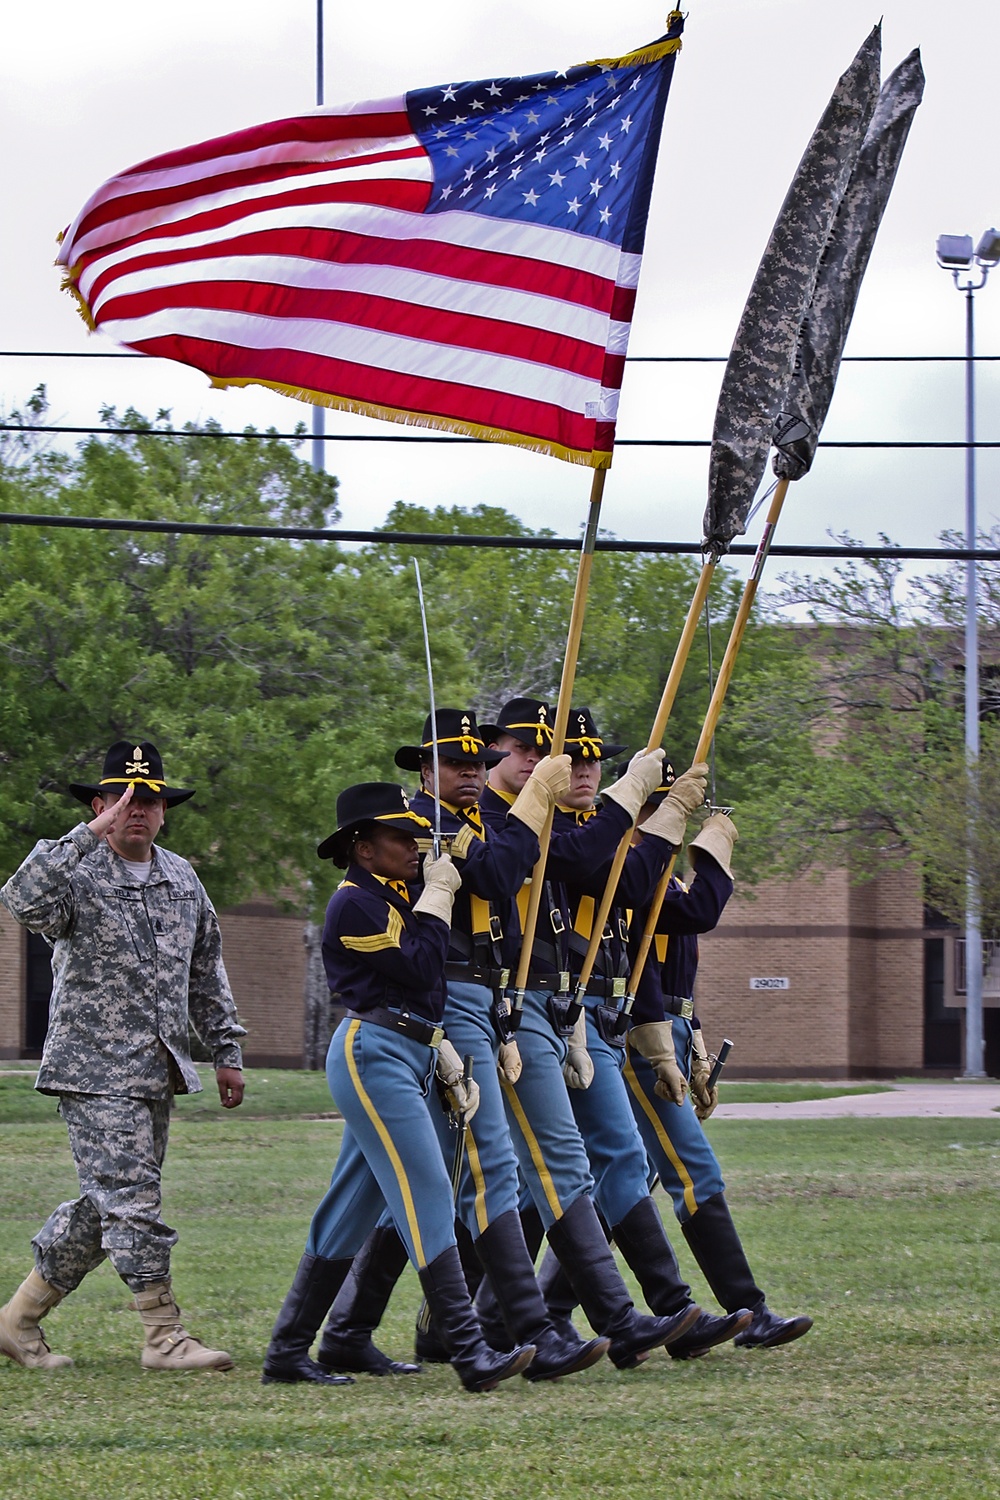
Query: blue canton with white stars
407 61 665 248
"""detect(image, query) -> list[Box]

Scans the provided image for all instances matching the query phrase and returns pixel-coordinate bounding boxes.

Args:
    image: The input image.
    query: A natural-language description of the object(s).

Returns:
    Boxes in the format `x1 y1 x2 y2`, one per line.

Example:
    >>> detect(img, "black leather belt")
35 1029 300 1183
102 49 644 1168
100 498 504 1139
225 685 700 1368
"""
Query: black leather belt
582 976 628 1001
444 962 510 988
662 994 695 1019
346 1008 445 1048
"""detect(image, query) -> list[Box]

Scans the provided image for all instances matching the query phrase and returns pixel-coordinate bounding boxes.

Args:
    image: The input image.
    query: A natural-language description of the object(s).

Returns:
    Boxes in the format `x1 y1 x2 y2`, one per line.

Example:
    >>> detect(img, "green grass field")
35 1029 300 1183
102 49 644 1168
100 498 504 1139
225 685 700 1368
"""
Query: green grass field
1 1069 998 1500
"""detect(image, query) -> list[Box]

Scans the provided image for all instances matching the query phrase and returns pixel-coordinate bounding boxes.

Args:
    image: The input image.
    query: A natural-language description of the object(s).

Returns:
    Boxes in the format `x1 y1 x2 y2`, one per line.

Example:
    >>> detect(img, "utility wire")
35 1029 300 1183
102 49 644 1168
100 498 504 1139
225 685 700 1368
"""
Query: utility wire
1 424 997 449
2 350 999 363
1 511 998 560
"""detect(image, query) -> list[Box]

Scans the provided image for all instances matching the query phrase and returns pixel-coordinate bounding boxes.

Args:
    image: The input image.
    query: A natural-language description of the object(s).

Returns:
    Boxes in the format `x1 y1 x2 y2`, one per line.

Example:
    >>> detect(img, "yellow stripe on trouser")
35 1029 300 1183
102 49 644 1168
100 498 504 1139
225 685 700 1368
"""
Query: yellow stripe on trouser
623 1044 697 1219
464 1125 489 1235
342 1019 426 1268
499 1075 564 1221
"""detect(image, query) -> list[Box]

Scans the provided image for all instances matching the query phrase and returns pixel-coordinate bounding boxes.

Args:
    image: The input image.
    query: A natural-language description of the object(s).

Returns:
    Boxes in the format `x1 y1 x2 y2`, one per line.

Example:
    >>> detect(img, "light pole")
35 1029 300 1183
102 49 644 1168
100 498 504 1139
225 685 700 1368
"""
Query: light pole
311 0 326 474
936 228 1000 1078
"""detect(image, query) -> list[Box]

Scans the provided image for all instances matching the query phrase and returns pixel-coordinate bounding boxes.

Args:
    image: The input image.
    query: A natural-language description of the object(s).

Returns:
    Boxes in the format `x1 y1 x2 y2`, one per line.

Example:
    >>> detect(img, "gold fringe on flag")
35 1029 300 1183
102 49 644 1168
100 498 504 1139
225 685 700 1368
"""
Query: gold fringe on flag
207 375 614 470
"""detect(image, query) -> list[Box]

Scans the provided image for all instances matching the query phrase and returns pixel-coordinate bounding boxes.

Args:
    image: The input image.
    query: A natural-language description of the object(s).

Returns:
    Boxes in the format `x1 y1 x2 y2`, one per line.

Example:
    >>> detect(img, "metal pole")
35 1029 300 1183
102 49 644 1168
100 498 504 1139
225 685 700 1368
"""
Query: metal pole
962 280 985 1078
311 0 326 474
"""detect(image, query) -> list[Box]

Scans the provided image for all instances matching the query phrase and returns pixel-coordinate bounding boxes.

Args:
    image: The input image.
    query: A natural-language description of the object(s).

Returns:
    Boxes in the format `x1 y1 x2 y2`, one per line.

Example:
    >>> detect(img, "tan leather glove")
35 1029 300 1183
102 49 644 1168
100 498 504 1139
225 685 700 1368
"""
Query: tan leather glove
629 1021 687 1105
509 753 572 835
688 812 738 880
413 851 461 926
601 748 666 821
637 762 710 846
562 1010 594 1090
690 1027 719 1121
436 1039 480 1122
497 1039 523 1084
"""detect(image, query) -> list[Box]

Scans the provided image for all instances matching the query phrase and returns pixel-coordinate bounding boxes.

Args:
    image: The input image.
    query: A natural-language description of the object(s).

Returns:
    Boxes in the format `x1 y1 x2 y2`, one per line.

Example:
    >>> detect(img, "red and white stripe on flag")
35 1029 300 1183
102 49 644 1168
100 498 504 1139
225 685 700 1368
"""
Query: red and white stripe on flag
57 25 683 469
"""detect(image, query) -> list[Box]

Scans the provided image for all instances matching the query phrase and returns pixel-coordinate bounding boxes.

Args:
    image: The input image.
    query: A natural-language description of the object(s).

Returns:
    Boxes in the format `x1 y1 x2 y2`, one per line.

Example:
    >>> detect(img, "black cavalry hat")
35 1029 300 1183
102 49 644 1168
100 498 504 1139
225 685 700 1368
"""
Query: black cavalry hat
69 740 195 808
564 708 627 761
480 697 554 750
317 783 432 865
615 755 677 805
394 709 508 772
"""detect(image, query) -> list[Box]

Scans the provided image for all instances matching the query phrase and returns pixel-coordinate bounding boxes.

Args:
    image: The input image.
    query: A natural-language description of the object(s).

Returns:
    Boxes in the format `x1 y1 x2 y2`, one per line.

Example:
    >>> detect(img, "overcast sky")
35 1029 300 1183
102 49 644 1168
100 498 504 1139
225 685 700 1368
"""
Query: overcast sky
2 0 997 599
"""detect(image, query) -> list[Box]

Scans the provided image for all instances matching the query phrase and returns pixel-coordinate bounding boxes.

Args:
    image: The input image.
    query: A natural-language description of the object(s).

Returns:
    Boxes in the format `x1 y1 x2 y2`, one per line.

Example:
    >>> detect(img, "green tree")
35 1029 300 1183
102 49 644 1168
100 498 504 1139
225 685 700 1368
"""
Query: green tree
0 396 429 912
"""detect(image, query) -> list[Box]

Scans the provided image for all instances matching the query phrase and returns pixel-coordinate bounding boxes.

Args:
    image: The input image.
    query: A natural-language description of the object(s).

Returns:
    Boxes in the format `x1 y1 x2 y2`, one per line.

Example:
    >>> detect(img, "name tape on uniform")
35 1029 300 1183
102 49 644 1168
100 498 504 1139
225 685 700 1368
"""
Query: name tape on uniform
749 977 790 991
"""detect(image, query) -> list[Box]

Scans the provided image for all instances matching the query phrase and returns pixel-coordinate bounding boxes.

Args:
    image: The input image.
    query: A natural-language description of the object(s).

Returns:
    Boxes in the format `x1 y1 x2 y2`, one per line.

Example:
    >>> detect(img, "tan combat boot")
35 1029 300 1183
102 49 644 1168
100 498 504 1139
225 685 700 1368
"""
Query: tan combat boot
0 1268 73 1370
135 1280 234 1371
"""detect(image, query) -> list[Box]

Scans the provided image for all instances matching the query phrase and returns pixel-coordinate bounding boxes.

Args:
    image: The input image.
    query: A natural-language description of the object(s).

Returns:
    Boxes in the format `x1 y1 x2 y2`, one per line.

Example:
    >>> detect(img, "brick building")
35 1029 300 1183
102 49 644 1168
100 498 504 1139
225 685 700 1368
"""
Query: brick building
3 859 994 1077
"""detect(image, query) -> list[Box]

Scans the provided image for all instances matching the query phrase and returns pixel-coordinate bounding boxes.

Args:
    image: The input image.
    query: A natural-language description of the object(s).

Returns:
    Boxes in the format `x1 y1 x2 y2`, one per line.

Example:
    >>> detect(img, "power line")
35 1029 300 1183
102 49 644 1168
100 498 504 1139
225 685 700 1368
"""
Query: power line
2 424 998 449
1 510 998 560
2 350 999 363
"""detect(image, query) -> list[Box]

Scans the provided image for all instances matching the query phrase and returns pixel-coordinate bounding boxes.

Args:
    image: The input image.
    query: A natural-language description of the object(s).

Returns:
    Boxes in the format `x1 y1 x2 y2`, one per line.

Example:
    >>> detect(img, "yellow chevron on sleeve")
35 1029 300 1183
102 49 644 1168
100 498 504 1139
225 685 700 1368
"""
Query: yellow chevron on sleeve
450 824 476 860
341 906 404 952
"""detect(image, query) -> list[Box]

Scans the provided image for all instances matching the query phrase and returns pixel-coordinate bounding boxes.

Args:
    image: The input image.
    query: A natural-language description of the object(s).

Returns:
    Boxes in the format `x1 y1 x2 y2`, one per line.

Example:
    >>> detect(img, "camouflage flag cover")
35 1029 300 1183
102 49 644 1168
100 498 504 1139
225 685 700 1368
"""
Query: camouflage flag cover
702 25 881 556
772 49 925 481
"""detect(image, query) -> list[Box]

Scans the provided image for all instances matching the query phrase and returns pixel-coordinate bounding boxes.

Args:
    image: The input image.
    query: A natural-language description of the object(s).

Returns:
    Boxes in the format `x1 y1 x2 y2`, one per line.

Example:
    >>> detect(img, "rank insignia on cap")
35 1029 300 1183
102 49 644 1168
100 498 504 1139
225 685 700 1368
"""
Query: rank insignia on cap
125 748 150 775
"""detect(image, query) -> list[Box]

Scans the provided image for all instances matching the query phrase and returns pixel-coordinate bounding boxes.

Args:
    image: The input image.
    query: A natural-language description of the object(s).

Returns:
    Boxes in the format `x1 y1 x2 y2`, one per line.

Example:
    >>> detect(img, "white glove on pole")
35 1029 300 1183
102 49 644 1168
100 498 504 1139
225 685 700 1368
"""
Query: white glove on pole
413 851 461 925
509 754 572 835
601 749 666 821
637 762 710 846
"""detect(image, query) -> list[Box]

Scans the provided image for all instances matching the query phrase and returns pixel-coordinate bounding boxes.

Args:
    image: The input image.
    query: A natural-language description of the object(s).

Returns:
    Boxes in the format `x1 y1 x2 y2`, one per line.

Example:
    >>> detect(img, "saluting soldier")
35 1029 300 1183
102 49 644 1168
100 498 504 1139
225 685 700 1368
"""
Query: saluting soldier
0 740 245 1373
261 782 536 1393
479 698 700 1367
315 711 609 1383
622 774 814 1353
524 713 753 1356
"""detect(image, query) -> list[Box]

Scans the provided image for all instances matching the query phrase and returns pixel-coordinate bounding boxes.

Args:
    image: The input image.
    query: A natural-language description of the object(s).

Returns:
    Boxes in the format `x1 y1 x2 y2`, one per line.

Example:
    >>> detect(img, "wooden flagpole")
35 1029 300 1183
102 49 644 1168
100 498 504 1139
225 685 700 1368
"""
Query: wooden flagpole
569 553 718 1010
622 475 791 1010
511 467 607 1009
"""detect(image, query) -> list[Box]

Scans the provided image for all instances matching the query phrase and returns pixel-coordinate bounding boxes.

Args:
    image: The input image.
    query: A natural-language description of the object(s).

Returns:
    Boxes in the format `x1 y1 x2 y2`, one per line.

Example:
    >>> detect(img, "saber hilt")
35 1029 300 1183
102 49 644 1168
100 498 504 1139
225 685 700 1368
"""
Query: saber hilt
707 1038 733 1092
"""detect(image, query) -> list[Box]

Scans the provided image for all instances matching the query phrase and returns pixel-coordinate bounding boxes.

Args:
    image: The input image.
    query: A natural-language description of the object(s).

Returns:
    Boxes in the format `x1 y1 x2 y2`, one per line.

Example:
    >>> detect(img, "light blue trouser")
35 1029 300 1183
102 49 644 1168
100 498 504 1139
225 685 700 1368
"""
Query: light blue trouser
500 988 595 1231
429 981 522 1237
623 1018 726 1224
307 1017 458 1271
566 996 653 1228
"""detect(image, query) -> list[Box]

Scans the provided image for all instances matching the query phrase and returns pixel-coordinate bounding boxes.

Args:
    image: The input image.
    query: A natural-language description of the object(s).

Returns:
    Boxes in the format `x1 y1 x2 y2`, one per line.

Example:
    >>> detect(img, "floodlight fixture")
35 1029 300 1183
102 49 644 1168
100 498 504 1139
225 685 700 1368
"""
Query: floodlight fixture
936 233 974 269
975 228 1000 267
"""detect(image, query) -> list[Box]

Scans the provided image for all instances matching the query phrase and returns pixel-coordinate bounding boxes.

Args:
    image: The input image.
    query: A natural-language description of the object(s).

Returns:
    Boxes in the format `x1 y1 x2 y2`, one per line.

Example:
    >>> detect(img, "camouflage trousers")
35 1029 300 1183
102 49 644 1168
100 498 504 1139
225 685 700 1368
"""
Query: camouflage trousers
32 1094 178 1294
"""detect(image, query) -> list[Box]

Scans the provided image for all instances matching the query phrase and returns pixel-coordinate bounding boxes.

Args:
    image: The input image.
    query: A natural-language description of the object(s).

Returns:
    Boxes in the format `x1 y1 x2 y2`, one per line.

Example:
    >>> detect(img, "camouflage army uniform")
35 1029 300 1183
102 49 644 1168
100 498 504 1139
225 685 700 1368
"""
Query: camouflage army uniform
0 822 245 1292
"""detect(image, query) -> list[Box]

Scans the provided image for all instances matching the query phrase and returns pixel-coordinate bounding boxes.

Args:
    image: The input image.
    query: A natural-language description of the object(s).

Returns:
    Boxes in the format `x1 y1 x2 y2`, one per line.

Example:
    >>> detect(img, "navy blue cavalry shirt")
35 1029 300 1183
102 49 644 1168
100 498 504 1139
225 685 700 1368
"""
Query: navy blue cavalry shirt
410 789 538 971
629 848 734 1025
322 863 450 1025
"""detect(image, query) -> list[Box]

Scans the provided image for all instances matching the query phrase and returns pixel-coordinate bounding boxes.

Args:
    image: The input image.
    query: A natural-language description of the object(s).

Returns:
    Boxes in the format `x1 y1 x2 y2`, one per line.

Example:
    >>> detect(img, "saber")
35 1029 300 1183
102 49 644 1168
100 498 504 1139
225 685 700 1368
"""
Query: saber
707 1038 734 1092
416 1054 475 1336
412 557 442 858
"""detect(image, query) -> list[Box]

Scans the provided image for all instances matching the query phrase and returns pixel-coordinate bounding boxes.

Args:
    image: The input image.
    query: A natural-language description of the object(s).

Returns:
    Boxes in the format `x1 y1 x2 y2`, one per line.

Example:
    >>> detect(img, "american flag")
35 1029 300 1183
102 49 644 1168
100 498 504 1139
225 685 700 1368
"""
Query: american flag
58 18 683 468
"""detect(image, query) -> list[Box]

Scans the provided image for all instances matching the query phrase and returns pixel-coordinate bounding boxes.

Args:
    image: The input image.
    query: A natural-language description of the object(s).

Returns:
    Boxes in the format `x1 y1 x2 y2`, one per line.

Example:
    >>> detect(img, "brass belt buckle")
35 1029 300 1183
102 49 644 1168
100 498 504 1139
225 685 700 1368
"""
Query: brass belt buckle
612 977 627 999
429 1026 445 1048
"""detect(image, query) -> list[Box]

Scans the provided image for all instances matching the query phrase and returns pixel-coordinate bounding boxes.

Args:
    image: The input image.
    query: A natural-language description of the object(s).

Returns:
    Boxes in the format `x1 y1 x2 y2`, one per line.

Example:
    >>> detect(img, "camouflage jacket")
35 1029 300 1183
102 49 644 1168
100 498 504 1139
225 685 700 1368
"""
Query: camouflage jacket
0 823 246 1099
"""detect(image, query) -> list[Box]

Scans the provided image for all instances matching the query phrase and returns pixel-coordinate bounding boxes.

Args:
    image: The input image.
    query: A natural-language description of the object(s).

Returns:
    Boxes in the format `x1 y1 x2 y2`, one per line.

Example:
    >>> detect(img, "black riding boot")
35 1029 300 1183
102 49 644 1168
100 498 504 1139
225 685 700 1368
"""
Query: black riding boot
474 1203 547 1351
317 1225 421 1375
417 1245 536 1392
472 1210 608 1381
612 1196 752 1360
261 1254 355 1385
681 1191 813 1349
414 1218 484 1363
545 1194 700 1370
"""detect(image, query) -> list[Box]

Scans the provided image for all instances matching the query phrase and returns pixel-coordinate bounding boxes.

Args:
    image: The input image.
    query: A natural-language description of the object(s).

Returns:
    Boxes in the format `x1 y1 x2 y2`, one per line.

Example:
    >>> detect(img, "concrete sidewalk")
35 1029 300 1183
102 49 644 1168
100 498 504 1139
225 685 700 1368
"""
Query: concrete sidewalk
715 1082 1000 1120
